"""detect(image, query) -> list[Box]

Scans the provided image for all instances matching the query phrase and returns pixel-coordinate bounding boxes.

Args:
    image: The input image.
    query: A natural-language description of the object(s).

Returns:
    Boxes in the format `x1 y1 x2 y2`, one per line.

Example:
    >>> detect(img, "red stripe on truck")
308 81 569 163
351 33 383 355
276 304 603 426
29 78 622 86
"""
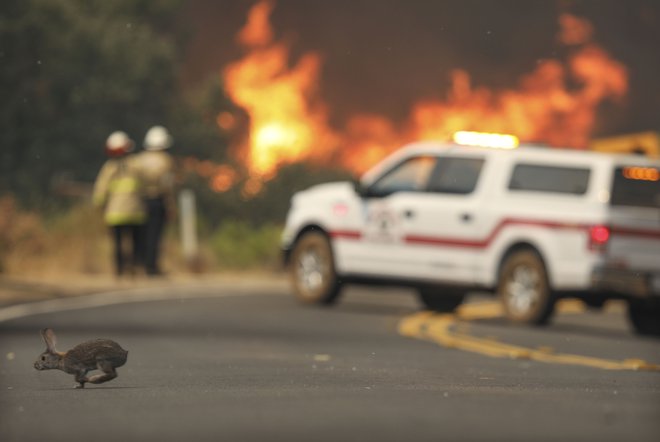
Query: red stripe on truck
330 218 660 249
330 230 363 240
405 219 587 249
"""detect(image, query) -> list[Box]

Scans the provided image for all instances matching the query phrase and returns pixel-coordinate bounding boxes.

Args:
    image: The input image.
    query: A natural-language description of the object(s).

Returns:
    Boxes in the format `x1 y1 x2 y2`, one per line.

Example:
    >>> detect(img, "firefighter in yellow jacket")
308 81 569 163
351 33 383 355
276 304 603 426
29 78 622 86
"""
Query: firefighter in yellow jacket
93 131 146 277
135 126 176 276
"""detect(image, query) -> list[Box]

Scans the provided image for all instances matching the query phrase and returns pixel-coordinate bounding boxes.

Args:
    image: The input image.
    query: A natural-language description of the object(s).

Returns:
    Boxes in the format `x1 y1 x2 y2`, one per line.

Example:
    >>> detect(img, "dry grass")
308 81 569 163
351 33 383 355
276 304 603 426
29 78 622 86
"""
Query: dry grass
0 195 223 279
0 195 284 280
0 196 111 277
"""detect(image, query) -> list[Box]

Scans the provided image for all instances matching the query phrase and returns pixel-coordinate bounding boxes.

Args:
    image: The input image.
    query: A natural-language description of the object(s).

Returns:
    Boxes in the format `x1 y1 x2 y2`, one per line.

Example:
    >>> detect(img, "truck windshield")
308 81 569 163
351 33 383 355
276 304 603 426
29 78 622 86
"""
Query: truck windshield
610 166 660 208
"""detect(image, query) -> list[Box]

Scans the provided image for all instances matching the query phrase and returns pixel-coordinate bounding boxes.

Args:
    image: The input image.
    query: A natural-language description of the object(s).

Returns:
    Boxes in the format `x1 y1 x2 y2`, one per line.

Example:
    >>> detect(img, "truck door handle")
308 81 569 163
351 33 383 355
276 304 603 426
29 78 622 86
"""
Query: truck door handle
403 209 415 219
460 213 473 223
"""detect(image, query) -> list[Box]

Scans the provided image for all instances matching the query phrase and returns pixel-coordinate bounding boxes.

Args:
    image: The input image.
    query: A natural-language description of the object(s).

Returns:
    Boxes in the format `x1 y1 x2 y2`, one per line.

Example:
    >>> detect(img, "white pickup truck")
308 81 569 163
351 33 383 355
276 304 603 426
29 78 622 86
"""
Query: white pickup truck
282 140 660 335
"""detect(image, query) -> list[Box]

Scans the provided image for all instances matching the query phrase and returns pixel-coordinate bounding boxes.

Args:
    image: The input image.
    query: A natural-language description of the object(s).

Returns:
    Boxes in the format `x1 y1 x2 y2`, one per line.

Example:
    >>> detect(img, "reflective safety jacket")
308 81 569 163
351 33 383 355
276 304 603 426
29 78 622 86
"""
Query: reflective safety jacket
92 156 146 226
134 150 176 214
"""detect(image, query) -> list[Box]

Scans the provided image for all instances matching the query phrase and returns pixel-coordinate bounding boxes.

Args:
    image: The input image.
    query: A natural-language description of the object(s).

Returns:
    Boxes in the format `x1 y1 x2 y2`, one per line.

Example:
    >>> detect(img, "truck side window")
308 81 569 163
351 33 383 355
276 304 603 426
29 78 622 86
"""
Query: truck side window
508 164 590 195
367 156 436 197
427 157 485 194
611 166 660 207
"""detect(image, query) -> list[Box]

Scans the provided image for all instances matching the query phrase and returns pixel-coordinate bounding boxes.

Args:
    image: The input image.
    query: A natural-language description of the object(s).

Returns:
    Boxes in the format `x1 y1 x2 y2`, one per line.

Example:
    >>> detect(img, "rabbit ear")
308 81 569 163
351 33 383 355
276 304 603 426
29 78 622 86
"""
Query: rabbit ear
41 328 57 352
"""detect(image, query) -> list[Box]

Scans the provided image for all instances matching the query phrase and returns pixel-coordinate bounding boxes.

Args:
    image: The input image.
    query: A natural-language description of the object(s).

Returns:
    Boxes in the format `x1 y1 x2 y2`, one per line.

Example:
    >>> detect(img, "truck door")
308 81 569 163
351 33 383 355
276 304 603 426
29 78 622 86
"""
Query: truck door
393 155 488 283
353 155 437 278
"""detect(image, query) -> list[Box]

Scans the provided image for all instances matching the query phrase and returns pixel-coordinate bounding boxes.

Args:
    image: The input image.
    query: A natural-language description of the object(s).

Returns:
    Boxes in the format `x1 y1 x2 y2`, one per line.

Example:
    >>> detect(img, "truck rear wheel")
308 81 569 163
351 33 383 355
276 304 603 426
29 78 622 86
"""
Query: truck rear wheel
289 231 342 306
628 299 660 336
498 250 555 325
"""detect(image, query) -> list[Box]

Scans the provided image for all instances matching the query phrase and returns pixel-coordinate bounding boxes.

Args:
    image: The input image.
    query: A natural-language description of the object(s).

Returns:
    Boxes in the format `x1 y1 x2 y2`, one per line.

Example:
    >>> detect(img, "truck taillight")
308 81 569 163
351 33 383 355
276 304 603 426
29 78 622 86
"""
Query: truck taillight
589 225 610 252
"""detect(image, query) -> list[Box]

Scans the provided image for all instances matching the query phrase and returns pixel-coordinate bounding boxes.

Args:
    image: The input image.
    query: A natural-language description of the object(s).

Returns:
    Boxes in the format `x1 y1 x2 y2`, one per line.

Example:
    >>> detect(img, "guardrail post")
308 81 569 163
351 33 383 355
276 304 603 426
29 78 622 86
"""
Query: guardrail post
178 189 200 271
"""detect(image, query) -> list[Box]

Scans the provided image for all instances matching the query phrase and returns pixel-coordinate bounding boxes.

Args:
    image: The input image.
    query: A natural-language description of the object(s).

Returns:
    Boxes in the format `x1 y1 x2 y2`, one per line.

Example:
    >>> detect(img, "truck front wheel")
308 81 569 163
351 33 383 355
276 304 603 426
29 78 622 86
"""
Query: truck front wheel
289 231 342 306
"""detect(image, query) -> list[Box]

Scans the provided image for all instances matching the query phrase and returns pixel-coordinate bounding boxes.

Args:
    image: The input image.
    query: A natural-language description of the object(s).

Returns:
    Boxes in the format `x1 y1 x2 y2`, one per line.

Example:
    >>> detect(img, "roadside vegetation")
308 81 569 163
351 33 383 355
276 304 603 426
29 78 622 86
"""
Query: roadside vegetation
0 160 352 277
0 195 282 277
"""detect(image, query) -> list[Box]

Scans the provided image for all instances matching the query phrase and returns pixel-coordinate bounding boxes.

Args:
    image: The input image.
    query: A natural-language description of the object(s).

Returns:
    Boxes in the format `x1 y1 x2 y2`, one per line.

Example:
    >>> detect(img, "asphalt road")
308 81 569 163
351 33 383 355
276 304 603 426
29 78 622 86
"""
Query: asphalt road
0 282 659 442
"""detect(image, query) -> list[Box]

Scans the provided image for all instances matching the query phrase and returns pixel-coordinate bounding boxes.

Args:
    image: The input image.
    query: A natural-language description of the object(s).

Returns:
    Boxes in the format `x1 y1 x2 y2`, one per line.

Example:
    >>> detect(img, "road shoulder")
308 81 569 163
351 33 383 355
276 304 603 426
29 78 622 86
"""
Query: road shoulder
0 272 287 308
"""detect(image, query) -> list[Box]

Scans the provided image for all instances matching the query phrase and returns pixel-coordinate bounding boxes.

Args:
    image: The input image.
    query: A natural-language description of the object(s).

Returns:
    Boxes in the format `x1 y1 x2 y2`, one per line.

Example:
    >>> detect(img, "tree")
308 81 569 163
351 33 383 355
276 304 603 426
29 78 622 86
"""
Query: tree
0 0 195 208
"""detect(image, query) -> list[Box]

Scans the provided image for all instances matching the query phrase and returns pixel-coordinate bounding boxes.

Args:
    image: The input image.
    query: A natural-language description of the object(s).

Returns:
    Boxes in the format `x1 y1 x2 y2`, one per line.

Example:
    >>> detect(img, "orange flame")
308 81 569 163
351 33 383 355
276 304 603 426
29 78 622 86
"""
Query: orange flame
558 13 594 46
183 157 238 193
221 3 628 179
223 0 337 181
405 13 628 151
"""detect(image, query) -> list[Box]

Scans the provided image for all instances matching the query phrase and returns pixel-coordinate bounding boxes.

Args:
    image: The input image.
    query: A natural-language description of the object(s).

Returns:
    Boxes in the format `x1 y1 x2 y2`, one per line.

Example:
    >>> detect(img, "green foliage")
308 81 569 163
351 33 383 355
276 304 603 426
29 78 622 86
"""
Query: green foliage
0 0 231 209
210 220 283 270
170 75 235 162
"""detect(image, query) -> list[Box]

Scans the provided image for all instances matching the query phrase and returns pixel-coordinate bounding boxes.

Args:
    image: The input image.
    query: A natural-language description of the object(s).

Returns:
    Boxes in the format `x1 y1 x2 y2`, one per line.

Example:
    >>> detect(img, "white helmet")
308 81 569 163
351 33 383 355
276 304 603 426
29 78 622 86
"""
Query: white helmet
105 131 134 157
144 125 173 151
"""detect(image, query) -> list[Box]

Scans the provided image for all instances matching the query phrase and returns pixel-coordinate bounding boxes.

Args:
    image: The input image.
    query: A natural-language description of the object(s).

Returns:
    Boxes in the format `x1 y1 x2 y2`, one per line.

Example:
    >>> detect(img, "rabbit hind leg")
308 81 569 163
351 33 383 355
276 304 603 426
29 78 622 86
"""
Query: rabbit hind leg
87 360 118 384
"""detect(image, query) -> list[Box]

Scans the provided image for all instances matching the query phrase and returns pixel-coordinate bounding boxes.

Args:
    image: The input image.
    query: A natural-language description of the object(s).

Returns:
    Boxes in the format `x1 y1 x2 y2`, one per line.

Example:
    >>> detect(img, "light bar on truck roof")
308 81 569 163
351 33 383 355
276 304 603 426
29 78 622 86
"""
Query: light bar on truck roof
453 131 520 149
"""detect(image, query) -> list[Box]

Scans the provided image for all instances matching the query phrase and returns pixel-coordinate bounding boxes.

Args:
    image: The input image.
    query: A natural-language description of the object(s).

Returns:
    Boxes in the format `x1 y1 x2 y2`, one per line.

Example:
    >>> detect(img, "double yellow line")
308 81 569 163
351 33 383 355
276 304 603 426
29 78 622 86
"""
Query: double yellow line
398 301 660 372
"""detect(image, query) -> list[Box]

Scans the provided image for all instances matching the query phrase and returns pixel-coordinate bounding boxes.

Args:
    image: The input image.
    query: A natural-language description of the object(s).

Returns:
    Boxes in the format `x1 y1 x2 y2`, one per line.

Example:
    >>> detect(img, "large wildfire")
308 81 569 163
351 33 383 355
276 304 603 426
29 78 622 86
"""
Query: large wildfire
197 0 628 193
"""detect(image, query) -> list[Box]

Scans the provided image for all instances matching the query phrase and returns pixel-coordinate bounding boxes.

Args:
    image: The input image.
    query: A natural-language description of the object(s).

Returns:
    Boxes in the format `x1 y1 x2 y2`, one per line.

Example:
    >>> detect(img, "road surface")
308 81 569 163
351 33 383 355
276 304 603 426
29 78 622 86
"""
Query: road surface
0 282 659 441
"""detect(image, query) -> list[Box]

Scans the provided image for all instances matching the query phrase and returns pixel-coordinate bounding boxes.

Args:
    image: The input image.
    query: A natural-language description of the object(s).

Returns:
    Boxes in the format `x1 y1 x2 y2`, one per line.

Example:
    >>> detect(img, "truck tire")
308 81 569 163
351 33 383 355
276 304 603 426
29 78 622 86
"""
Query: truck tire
498 250 555 325
289 231 342 306
628 299 660 336
417 287 465 312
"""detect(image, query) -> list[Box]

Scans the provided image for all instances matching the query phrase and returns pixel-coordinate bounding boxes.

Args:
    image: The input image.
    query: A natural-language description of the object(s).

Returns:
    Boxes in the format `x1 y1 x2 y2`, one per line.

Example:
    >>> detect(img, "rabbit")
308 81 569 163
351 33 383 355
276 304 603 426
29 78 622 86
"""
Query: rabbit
34 328 128 389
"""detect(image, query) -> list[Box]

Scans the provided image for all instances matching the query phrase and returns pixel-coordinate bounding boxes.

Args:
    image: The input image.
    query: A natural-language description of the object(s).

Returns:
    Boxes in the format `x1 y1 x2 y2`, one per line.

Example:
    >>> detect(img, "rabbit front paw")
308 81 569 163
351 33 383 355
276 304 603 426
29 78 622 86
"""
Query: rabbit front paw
74 373 88 389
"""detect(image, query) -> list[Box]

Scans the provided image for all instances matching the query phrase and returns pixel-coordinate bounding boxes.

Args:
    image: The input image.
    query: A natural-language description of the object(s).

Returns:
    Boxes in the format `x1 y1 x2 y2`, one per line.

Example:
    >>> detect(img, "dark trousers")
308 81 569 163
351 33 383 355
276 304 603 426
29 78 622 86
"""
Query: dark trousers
145 197 167 275
111 224 144 276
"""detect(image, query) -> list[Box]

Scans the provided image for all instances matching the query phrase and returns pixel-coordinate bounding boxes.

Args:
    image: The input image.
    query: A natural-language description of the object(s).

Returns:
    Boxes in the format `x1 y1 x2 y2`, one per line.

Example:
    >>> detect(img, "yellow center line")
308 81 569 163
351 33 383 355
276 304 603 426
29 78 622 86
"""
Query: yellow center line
398 302 660 372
